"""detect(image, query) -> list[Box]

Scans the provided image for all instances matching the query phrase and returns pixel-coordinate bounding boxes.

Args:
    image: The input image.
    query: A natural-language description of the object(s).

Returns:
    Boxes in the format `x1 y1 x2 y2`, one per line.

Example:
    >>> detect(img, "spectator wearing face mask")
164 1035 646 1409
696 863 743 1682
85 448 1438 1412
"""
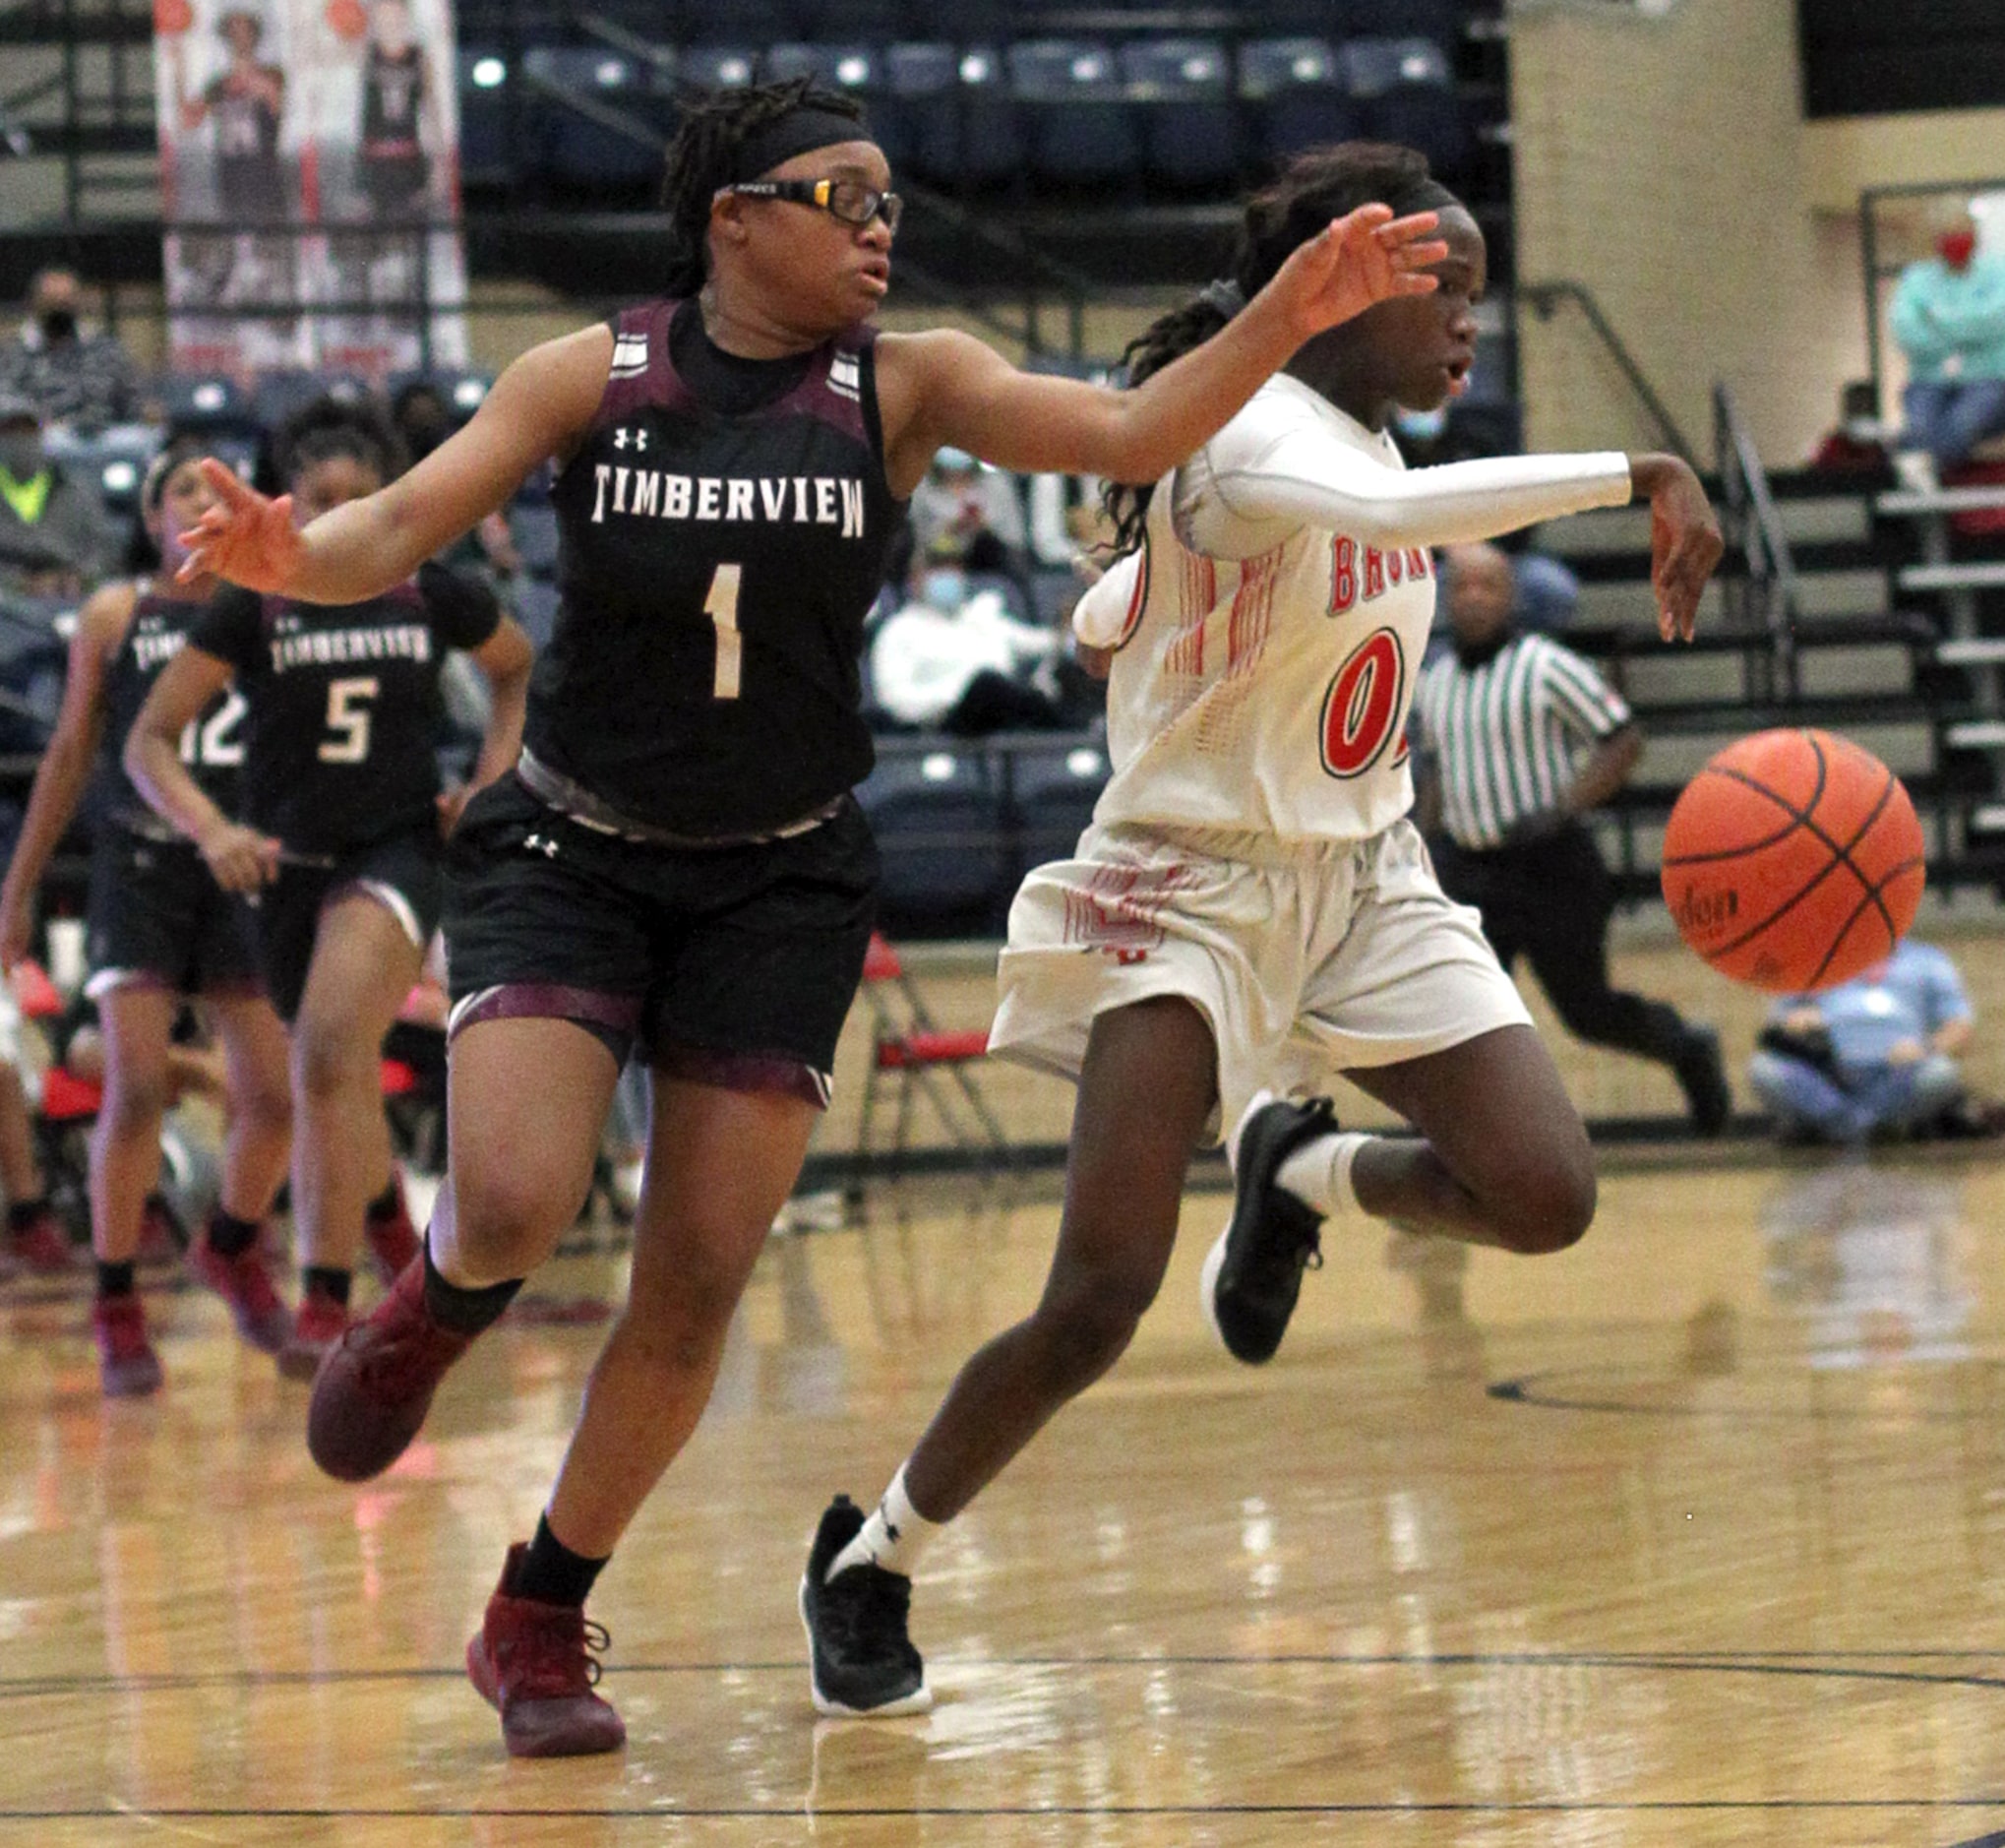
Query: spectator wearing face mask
869 544 1068 735
0 269 144 434
0 395 120 599
908 448 1029 584
1892 217 2005 483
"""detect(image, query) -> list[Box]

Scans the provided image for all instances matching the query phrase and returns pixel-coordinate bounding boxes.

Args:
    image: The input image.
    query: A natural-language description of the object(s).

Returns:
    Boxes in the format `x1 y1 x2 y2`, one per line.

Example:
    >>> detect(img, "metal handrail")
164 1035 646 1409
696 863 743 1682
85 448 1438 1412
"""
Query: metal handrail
1516 277 1698 466
1713 381 1804 700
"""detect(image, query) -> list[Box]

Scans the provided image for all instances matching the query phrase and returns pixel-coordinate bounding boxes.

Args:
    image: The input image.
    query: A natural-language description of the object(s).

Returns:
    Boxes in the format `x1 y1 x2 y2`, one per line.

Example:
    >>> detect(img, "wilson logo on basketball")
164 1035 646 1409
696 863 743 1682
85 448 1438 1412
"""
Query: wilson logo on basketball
1671 884 1738 934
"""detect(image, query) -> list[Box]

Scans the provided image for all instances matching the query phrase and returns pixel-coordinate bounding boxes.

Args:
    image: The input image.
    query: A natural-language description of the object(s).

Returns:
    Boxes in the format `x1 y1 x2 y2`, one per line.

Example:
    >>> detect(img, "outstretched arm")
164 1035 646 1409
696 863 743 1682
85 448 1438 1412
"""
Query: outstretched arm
1184 410 1721 641
177 324 611 603
876 205 1447 495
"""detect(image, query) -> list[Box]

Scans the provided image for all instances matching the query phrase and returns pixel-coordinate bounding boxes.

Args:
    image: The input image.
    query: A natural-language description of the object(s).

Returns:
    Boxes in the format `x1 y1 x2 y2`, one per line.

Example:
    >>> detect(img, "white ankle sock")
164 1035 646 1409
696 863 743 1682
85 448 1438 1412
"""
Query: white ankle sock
1275 1130 1374 1218
826 1462 939 1581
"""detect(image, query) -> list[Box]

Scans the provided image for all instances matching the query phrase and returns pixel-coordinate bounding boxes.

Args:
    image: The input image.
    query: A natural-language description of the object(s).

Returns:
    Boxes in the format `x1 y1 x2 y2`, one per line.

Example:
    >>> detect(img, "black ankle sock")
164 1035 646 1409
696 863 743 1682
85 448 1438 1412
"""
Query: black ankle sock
366 1180 401 1223
96 1260 136 1298
205 1209 260 1258
422 1236 522 1335
7 1198 48 1231
303 1264 352 1307
510 1512 609 1607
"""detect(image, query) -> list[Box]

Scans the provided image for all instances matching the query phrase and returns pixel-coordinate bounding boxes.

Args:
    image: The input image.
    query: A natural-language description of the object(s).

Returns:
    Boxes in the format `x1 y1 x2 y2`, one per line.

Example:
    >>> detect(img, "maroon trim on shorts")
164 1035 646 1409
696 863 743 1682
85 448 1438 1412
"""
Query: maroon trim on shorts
447 982 643 1053
650 1042 833 1110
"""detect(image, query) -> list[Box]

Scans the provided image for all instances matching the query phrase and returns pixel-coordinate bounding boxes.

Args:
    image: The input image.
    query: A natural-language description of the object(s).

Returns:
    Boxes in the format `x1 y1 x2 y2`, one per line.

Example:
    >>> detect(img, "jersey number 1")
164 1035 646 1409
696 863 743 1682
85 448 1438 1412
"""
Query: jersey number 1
705 564 742 702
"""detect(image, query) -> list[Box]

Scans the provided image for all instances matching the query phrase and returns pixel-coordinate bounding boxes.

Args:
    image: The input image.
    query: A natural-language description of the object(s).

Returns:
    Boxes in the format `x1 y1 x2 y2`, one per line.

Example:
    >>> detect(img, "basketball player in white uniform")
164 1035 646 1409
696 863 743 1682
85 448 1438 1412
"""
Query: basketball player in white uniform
799 144 1724 1717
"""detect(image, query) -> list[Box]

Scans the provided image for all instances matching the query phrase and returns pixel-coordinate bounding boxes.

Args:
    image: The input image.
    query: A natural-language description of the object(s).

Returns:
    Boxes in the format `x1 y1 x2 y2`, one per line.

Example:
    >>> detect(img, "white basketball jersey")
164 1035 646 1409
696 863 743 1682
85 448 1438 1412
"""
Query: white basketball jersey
1089 376 1437 845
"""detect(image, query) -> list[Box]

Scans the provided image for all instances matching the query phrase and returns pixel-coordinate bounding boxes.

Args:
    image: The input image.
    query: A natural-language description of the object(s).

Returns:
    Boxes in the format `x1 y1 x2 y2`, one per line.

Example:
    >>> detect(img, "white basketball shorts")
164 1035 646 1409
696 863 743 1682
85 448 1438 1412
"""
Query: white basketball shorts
989 816 1530 1142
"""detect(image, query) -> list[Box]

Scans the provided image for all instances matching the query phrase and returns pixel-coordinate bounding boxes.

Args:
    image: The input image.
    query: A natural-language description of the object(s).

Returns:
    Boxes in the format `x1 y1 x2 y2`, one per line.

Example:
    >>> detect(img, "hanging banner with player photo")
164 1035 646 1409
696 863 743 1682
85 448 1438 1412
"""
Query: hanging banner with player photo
153 0 470 381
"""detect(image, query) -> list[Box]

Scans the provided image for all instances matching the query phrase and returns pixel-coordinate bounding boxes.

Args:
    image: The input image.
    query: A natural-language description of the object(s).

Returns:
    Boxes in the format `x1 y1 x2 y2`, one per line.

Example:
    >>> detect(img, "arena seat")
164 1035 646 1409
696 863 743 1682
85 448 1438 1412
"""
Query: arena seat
675 44 759 92
1238 37 1360 165
1342 36 1473 177
522 47 663 190
1120 37 1241 190
1007 39 1137 188
158 372 258 438
887 41 1020 189
763 42 879 92
1006 736 1109 876
857 745 1011 926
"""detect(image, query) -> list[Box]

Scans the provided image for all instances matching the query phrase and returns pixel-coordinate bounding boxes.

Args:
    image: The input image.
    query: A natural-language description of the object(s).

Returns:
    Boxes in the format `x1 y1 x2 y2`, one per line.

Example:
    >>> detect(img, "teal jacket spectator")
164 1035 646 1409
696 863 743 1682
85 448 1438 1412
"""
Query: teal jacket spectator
1891 235 2005 384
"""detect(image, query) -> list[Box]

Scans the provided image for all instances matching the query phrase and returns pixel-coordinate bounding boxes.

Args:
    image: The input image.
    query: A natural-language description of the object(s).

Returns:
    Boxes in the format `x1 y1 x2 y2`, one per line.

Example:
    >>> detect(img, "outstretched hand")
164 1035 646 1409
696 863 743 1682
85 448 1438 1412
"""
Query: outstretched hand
176 459 304 593
1630 455 1724 643
1262 204 1449 344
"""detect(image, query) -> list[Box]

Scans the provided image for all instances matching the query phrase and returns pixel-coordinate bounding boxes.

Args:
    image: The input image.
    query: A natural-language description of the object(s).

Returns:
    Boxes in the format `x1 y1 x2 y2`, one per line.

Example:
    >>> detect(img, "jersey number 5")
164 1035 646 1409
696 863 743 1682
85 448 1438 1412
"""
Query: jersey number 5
1319 627 1407 779
320 676 378 764
705 563 743 701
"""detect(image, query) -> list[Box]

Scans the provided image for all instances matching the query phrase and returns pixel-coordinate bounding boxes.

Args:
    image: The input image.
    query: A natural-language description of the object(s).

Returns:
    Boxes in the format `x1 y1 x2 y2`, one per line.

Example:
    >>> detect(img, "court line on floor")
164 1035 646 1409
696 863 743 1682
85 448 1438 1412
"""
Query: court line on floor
6 1801 2005 1821
3 1648 2003 1697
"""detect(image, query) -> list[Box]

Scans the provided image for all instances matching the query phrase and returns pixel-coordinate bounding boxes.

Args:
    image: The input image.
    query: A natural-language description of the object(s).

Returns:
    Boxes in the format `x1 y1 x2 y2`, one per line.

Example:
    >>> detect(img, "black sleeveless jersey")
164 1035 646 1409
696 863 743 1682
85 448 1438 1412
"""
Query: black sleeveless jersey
360 43 424 159
95 585 245 830
192 563 500 854
529 297 903 836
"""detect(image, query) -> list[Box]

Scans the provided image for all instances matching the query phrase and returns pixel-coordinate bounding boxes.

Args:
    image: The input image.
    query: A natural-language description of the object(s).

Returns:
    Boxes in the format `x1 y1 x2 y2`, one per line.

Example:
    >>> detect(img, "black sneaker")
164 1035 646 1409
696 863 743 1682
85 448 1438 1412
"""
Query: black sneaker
1200 1091 1335 1365
799 1495 932 1717
1672 1024 1732 1137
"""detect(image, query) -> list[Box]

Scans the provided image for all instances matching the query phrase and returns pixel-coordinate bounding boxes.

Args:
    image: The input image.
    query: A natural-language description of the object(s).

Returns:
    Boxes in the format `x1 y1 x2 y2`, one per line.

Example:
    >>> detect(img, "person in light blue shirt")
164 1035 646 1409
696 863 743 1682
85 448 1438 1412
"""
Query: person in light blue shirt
1747 939 1974 1142
1892 219 2005 471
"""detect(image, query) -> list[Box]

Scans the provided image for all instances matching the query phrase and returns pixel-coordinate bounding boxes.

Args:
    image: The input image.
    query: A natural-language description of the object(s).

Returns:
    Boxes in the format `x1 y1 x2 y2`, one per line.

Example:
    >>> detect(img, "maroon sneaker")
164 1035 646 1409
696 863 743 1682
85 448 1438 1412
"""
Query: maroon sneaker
307 1259 471 1480
186 1233 291 1355
92 1294 163 1397
276 1284 349 1382
465 1545 626 1757
363 1173 421 1284
10 1206 75 1273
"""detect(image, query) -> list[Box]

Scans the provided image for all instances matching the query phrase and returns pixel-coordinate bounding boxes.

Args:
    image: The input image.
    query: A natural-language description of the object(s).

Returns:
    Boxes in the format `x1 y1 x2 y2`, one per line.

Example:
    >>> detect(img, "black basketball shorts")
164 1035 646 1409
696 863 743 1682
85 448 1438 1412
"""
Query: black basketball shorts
253 826 444 1023
443 772 880 1105
85 825 261 1001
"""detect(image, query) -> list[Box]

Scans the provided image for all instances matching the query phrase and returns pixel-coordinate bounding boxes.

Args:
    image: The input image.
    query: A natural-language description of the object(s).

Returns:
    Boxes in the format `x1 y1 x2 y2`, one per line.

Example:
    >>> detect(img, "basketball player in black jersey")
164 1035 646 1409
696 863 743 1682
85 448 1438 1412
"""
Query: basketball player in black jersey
130 400 533 1381
173 11 290 309
354 0 438 221
172 78 1444 1757
0 438 295 1396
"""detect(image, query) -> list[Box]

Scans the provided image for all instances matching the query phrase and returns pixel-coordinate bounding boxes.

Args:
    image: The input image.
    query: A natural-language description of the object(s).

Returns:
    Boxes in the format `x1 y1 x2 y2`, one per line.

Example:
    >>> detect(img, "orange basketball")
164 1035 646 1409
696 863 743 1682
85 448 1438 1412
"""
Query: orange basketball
1660 728 1924 992
154 0 193 34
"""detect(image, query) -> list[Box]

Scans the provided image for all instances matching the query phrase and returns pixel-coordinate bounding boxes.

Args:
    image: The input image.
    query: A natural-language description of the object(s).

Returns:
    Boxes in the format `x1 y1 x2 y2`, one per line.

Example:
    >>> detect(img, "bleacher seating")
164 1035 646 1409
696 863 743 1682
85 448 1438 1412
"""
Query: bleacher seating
443 3 1495 208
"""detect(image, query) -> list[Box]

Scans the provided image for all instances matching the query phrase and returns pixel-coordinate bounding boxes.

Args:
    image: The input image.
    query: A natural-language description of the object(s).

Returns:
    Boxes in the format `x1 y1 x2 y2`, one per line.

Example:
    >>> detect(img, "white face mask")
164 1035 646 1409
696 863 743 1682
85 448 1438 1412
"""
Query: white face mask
1394 404 1449 443
922 567 968 612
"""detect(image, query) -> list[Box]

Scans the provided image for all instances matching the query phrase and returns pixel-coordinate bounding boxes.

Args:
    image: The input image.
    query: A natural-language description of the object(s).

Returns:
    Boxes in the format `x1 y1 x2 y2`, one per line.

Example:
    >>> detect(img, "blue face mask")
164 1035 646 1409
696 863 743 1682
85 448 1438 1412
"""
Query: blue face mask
922 568 968 612
1394 404 1449 444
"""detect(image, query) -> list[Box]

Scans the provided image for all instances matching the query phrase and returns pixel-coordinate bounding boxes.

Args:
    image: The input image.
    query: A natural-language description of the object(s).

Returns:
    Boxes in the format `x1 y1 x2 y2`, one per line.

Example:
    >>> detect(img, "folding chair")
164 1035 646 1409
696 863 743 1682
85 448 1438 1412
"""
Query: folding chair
852 933 1008 1179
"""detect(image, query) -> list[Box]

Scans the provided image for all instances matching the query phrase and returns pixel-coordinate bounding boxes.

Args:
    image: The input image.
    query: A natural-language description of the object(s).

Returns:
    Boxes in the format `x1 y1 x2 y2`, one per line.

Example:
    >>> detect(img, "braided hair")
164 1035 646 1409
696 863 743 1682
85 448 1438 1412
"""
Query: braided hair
272 393 407 493
658 79 868 299
1104 142 1460 558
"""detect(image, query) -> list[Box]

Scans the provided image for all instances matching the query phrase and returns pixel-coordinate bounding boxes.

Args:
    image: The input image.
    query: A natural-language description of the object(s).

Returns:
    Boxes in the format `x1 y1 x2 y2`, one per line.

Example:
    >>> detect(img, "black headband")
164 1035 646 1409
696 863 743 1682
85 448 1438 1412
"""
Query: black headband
730 107 870 184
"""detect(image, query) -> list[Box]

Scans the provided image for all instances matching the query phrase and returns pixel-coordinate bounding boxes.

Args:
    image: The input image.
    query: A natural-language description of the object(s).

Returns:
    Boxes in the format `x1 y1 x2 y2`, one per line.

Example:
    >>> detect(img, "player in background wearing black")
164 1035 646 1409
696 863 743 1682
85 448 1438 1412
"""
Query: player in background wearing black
129 399 533 1379
0 437 295 1395
169 78 1445 1758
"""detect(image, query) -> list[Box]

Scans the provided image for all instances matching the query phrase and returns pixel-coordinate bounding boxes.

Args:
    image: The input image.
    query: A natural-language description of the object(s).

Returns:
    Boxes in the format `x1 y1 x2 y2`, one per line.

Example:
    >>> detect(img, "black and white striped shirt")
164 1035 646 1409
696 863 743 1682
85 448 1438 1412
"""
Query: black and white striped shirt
1413 633 1631 849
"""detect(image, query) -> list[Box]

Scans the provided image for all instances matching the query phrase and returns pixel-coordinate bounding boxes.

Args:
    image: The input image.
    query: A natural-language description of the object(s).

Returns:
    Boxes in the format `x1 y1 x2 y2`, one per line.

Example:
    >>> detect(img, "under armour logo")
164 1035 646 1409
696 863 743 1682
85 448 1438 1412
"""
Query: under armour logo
523 832 558 858
612 426 648 452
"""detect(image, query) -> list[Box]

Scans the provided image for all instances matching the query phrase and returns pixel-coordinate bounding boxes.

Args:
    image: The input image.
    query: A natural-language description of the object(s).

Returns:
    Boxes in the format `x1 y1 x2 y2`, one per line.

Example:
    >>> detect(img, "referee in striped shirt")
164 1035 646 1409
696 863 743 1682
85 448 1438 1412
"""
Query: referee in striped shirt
1413 542 1731 1134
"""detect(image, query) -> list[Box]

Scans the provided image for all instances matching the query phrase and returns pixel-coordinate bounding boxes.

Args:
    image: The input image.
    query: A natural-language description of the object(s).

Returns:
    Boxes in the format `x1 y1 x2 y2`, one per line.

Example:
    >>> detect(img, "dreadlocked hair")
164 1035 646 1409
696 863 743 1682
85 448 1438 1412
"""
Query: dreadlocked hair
658 78 868 299
272 393 408 493
1103 142 1458 558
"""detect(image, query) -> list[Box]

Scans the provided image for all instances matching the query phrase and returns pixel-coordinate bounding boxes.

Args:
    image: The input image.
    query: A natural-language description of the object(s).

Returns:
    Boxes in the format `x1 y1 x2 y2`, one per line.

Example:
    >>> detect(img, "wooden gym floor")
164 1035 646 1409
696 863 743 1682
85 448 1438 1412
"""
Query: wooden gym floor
7 927 2005 1844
